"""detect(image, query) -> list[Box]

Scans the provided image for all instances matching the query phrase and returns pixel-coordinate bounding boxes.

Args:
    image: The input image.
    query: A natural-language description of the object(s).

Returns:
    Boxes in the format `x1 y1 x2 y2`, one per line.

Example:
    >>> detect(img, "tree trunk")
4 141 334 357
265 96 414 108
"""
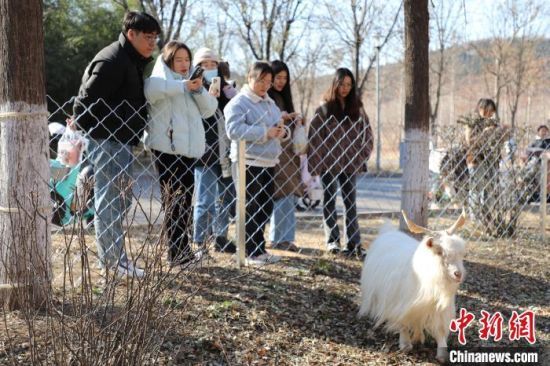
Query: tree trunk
0 0 51 309
430 48 445 147
400 0 430 231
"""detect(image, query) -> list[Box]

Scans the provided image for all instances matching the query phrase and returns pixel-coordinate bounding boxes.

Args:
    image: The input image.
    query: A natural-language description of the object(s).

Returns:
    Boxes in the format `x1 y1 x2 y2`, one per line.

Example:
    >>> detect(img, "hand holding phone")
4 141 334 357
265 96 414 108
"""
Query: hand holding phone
190 66 204 80
209 76 221 97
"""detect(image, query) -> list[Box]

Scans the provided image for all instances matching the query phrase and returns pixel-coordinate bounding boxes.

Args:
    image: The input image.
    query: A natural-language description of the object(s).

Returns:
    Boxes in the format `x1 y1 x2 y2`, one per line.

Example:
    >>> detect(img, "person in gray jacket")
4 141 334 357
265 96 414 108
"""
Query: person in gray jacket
224 61 286 265
144 41 217 266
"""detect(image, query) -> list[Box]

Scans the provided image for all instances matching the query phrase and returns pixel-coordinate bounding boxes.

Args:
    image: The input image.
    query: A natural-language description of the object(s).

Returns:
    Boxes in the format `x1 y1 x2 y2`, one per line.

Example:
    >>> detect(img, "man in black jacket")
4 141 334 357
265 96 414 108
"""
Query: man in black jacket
73 12 160 278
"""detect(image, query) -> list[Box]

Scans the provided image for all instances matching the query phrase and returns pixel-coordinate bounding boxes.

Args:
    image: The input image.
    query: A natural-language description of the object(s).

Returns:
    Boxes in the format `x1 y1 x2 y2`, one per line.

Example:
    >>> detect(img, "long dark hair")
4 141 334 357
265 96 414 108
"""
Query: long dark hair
268 60 295 113
322 67 362 121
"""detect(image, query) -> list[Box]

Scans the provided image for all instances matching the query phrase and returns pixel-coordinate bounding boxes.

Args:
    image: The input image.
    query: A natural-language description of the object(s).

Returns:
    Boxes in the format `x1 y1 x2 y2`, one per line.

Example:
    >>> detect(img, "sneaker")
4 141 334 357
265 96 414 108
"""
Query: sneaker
215 236 237 253
271 241 299 252
326 242 340 254
168 251 195 267
194 248 210 262
341 246 367 260
245 253 281 266
114 261 145 278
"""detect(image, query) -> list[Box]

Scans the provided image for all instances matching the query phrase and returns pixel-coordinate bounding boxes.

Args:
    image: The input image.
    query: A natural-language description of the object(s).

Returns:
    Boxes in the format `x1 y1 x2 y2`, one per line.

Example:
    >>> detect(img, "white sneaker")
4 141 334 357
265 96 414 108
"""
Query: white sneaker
115 261 145 278
194 249 210 262
245 253 281 266
327 242 340 254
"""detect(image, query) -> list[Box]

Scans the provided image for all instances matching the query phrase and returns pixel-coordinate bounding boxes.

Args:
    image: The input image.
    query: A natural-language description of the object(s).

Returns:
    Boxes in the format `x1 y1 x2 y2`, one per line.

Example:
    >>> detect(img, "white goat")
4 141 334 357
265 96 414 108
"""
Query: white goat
359 211 467 362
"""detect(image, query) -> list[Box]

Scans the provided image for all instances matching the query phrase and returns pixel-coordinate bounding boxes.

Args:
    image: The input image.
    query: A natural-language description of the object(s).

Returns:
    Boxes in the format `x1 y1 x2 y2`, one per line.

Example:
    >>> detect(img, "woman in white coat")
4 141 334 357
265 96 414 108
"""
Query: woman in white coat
144 40 217 266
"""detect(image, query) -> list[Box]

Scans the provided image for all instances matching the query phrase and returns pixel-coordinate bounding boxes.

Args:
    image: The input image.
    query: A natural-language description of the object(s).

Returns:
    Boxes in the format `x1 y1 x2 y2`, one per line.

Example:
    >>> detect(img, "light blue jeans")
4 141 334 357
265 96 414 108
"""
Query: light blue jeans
193 165 233 243
269 195 296 244
87 138 133 268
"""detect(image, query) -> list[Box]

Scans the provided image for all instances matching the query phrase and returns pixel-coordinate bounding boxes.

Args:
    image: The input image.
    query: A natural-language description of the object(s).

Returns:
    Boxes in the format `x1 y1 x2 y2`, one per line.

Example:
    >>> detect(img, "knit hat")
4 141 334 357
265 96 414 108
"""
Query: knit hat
193 47 219 67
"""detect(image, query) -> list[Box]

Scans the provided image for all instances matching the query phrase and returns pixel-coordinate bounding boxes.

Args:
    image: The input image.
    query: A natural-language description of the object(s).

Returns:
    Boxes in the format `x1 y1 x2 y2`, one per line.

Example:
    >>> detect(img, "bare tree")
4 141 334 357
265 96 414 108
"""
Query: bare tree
216 0 310 62
113 0 190 47
502 0 543 129
190 7 236 59
471 0 543 121
320 0 403 96
400 0 430 230
290 37 327 118
0 0 51 309
428 0 463 143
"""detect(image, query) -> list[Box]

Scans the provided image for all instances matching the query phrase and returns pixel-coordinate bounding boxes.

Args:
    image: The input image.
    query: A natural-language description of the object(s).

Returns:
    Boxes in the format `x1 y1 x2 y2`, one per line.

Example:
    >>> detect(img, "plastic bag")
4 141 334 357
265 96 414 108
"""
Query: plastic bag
57 128 88 167
293 124 308 155
300 155 323 201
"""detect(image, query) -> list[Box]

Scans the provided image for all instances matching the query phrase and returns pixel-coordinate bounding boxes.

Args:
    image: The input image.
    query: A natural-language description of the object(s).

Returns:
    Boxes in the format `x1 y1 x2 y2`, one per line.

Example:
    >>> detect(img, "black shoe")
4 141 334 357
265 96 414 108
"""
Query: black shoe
215 236 237 253
341 246 366 260
168 250 195 267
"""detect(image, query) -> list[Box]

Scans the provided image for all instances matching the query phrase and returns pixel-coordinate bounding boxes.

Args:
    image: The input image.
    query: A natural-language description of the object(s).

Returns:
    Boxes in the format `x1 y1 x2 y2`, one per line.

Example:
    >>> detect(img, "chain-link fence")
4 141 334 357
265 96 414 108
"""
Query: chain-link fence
46 95 549 272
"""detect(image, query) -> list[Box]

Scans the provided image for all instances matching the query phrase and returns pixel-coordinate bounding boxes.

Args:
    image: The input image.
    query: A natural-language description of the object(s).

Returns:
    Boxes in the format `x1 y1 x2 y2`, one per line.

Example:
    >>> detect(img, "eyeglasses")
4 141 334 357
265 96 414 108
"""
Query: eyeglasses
255 79 273 88
142 33 159 44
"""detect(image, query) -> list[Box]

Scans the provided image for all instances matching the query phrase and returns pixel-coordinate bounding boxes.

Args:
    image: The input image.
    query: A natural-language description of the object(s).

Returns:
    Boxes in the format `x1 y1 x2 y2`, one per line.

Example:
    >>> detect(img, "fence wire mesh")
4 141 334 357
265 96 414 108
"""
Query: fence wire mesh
46 95 549 275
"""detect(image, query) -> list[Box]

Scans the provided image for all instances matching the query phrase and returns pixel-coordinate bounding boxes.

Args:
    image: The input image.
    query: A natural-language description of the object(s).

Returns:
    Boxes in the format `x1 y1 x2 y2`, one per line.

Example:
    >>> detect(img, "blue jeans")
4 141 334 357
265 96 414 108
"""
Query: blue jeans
87 138 133 268
193 165 233 243
269 195 296 243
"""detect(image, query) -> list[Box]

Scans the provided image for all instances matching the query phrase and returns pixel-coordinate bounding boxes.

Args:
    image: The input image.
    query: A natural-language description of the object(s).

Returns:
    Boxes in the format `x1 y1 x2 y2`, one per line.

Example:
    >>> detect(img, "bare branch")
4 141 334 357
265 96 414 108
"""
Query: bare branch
357 0 403 94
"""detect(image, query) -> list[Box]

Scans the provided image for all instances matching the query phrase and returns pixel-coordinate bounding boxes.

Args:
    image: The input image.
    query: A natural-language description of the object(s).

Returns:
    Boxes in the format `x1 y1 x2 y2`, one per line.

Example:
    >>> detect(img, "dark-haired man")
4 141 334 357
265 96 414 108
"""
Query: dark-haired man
73 12 161 278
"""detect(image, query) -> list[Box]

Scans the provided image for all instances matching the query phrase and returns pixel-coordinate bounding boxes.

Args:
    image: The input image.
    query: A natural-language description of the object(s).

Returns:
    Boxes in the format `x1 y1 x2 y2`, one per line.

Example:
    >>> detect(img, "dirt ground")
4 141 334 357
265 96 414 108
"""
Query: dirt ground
1 213 548 365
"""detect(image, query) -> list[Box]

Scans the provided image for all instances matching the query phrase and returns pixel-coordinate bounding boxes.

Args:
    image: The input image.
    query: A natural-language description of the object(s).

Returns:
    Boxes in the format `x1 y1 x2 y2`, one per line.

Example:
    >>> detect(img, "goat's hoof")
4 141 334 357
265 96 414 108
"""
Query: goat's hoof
399 343 413 353
436 349 448 363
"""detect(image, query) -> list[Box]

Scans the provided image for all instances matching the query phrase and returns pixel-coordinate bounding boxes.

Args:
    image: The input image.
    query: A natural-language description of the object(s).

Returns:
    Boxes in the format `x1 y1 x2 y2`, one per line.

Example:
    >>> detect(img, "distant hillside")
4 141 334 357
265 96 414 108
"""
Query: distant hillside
293 37 550 129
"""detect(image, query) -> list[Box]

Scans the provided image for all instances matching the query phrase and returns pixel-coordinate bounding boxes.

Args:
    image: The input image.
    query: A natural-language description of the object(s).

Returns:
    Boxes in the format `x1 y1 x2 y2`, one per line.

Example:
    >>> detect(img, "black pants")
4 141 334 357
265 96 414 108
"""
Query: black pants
153 150 195 262
321 172 360 249
245 166 274 257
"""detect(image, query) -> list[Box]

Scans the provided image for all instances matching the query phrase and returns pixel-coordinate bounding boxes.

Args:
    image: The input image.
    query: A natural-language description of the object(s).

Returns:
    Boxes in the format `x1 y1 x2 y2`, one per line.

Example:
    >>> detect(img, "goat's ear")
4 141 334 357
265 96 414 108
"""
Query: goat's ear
425 237 443 256
425 237 434 248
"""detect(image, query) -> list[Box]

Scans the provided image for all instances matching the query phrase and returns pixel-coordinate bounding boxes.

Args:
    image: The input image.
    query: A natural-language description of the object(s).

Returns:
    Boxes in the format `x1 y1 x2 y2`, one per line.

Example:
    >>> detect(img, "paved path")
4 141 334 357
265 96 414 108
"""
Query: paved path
130 169 403 225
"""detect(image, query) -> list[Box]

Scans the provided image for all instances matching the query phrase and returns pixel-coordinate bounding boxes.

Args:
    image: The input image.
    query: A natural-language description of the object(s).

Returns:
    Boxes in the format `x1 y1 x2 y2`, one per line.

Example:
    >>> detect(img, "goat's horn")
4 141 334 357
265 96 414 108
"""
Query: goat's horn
446 209 467 235
401 210 432 234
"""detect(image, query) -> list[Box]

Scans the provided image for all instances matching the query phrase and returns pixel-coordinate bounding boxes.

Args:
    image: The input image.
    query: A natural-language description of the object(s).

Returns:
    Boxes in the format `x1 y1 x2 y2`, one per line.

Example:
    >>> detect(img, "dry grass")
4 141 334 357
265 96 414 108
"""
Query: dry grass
1 213 548 365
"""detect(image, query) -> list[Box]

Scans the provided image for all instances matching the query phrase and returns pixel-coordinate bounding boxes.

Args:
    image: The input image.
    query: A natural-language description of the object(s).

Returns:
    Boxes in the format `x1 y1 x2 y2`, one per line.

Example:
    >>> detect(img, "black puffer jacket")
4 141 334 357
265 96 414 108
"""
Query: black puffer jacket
73 33 152 146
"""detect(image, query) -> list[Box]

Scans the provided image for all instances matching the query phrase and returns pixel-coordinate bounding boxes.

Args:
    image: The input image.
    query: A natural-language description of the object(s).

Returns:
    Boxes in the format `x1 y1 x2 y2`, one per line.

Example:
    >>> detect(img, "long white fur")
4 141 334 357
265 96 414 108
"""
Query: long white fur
359 221 466 361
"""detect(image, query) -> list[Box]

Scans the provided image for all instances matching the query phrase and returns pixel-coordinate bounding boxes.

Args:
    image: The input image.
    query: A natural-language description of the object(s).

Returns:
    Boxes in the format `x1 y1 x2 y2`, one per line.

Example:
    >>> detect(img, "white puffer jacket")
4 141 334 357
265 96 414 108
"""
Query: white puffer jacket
143 57 217 157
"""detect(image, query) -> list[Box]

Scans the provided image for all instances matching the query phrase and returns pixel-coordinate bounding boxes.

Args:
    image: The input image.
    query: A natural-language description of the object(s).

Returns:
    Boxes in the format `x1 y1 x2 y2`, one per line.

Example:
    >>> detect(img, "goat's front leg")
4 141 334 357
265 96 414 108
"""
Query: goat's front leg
434 330 449 363
399 329 413 352
434 307 454 363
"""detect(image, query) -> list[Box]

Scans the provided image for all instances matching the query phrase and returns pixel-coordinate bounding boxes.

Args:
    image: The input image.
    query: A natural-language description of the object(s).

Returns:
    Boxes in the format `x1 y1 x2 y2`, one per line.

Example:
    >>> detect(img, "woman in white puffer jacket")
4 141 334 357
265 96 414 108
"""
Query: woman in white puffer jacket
144 40 217 266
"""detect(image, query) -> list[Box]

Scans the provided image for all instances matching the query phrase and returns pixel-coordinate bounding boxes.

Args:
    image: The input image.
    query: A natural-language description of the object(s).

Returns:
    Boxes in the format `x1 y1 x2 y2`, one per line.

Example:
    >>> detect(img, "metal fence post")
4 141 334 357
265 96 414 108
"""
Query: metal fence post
375 45 381 173
235 140 247 267
541 154 548 241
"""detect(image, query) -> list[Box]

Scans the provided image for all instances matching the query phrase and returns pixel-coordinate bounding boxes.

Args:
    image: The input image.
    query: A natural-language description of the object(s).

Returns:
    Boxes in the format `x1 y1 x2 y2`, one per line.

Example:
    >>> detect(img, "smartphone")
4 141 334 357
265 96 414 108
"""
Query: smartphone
190 66 204 80
209 76 221 96
210 76 221 91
